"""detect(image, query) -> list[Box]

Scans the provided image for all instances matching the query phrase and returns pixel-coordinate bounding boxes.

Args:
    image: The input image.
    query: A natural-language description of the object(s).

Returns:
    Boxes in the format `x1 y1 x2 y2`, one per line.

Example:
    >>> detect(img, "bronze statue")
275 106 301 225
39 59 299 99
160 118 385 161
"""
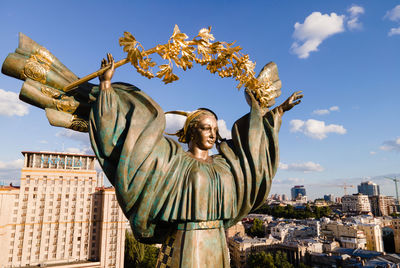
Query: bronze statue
2 30 302 267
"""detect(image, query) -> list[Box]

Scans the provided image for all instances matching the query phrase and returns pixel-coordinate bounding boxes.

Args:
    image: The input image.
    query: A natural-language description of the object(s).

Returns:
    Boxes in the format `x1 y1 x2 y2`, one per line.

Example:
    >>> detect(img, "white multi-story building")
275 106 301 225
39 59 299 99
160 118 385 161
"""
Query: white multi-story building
0 151 127 268
342 194 371 214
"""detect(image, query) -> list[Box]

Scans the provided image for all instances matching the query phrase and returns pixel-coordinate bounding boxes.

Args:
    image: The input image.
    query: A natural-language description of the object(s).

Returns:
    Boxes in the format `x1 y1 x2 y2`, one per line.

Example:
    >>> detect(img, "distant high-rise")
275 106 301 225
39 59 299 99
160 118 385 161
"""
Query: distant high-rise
324 194 334 202
358 181 380 196
291 185 306 201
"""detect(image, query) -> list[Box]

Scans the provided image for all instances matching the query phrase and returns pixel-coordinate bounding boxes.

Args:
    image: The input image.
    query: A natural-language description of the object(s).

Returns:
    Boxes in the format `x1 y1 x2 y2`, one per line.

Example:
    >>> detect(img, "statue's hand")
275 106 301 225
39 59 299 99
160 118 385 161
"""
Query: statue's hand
99 53 115 89
244 89 269 116
277 91 303 116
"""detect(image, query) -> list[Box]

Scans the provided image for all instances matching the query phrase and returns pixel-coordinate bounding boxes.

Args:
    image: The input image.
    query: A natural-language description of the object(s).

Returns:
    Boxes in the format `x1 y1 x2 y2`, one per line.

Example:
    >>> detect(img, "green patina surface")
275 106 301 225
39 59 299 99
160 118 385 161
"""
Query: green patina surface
88 83 281 267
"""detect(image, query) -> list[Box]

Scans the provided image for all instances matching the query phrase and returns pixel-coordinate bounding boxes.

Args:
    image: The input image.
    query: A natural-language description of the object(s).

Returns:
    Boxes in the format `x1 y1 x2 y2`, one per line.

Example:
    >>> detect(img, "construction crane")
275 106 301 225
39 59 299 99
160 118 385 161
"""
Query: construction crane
337 183 355 196
385 177 400 204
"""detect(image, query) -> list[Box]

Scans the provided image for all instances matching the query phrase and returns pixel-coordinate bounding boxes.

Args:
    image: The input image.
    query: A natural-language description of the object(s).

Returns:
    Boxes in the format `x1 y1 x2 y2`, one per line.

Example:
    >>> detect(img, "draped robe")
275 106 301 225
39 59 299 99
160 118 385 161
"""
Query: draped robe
88 82 281 266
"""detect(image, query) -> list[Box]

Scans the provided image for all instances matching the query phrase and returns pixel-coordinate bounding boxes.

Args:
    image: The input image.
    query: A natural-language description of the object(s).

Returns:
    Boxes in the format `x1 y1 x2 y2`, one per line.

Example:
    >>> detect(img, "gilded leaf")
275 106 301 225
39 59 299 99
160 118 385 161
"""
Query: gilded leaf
119 32 137 52
197 26 215 42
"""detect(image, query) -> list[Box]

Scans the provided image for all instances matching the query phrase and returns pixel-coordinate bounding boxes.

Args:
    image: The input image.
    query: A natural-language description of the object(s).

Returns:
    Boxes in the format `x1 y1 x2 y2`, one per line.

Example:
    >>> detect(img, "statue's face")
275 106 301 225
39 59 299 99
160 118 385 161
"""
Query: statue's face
190 114 218 150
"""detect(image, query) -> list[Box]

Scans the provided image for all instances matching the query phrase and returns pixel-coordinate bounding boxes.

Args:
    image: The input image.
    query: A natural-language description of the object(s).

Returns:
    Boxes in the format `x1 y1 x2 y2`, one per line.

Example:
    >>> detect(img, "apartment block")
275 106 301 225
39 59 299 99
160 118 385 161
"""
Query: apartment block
321 222 367 249
357 224 384 252
228 236 277 268
392 218 400 254
369 195 397 217
342 194 371 214
0 151 127 268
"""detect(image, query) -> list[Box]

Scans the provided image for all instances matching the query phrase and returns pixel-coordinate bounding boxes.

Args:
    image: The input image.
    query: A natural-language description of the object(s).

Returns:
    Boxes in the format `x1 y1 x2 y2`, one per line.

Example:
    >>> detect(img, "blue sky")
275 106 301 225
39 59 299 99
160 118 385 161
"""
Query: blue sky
0 0 399 200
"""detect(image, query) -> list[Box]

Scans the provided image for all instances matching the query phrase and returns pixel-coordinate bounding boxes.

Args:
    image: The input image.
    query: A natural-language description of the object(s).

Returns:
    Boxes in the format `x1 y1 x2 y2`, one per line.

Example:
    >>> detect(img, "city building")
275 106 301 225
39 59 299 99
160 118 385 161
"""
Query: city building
314 199 328 207
369 195 397 216
0 151 127 268
324 194 334 202
392 218 400 254
356 224 383 252
321 221 367 249
342 194 371 214
291 185 306 201
225 221 246 238
227 236 278 268
267 242 309 267
358 181 380 197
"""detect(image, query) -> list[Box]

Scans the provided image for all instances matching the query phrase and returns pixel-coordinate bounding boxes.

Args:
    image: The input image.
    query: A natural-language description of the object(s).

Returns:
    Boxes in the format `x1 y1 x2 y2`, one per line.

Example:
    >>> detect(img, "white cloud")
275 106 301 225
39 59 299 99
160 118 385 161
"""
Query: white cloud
65 147 93 155
274 177 305 185
380 137 400 152
165 113 231 139
329 106 339 111
370 151 377 155
165 113 187 134
384 5 400 22
385 5 400 36
347 5 365 30
56 129 90 144
313 109 330 115
217 119 231 139
0 89 29 116
388 27 400 36
0 159 23 170
290 119 347 139
279 161 324 173
56 129 93 154
291 12 345 58
312 106 340 115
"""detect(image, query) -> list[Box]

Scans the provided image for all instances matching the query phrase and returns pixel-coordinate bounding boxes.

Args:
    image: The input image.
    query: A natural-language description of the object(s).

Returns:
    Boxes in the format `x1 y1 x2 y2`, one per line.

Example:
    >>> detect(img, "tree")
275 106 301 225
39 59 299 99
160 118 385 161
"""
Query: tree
247 251 275 268
248 251 294 268
248 218 265 237
274 251 294 268
124 231 159 268
253 204 332 219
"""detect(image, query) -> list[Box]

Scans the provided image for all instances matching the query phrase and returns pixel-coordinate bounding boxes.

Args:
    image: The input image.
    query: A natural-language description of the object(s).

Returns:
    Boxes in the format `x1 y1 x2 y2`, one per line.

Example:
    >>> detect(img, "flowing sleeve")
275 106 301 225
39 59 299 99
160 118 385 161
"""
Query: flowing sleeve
219 98 282 228
89 83 183 243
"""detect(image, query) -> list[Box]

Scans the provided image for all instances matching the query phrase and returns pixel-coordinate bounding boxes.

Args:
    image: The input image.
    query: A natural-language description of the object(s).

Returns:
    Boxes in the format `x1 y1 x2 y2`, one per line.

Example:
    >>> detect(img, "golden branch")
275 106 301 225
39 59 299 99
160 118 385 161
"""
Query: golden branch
64 25 279 107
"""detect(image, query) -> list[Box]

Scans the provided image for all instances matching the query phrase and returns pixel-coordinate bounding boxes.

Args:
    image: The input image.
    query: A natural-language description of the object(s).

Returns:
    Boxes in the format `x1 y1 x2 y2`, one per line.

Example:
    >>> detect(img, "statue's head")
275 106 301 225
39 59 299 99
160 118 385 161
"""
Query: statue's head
166 108 220 150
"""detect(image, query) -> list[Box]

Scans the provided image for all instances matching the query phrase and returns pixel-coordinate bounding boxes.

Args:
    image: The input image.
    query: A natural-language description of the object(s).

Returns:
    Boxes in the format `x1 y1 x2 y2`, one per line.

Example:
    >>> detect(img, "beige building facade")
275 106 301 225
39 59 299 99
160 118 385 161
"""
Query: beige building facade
342 194 371 214
369 195 397 216
0 151 127 268
357 224 384 252
321 222 367 249
392 218 400 253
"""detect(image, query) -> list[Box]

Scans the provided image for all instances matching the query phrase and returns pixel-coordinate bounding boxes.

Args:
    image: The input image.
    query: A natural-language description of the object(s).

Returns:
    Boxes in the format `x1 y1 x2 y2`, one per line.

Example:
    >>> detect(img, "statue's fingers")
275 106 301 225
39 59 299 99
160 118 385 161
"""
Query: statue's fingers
293 100 301 106
101 58 106 68
294 94 304 100
107 53 113 64
110 55 115 70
